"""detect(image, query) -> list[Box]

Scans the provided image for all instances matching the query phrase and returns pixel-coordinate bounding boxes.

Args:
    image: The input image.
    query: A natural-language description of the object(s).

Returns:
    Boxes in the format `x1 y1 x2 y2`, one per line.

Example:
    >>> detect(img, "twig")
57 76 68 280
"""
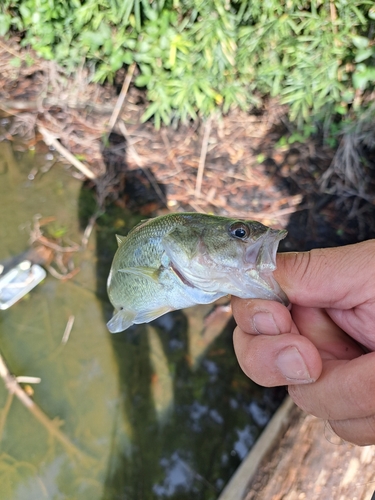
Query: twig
45 265 80 280
0 99 115 114
0 351 95 464
188 201 207 213
0 39 27 61
32 235 80 253
195 117 212 197
37 124 96 179
81 213 99 249
107 62 136 133
118 121 145 166
61 315 75 345
160 129 181 173
15 376 41 384
330 1 337 33
0 392 14 442
29 215 80 253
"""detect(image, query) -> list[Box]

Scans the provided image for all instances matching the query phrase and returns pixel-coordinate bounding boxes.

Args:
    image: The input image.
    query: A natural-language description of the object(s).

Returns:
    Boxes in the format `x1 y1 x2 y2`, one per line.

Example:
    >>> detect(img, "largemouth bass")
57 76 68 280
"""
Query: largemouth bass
107 213 288 333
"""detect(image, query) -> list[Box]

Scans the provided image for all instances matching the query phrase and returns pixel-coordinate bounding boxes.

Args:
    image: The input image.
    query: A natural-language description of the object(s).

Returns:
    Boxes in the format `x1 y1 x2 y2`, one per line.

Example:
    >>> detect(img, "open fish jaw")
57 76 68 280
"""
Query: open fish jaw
166 227 288 305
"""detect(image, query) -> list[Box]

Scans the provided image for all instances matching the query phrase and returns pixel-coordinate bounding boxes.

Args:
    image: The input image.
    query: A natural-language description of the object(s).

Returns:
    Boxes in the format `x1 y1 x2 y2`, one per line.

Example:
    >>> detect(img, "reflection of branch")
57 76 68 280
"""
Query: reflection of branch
0 351 96 465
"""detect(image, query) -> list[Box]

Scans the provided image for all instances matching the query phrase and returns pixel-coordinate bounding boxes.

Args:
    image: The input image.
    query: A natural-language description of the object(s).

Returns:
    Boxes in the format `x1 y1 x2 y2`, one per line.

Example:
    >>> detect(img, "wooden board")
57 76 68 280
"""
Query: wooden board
219 397 375 500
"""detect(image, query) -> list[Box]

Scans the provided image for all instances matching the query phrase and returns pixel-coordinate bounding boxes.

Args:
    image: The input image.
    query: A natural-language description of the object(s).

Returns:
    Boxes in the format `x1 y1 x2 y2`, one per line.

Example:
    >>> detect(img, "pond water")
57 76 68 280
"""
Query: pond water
0 139 284 500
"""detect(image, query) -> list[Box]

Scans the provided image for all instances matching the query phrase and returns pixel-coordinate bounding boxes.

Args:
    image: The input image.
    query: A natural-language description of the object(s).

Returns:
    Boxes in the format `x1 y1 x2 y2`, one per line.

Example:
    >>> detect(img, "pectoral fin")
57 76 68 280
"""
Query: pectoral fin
135 305 173 324
107 308 136 333
107 305 174 333
119 266 160 283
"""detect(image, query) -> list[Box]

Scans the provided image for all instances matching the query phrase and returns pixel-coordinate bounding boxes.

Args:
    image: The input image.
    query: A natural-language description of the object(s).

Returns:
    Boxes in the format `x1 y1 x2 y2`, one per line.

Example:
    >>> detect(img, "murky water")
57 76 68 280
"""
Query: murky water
0 140 284 500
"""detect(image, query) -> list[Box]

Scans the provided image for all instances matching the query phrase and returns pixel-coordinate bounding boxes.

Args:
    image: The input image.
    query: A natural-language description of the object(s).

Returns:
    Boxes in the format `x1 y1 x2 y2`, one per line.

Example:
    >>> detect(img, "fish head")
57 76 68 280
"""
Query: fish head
162 215 288 305
201 218 285 269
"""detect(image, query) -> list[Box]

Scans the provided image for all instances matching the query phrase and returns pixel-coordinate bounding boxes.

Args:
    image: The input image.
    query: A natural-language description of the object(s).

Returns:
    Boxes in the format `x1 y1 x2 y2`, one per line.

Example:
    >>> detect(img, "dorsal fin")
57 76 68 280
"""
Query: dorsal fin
115 234 127 247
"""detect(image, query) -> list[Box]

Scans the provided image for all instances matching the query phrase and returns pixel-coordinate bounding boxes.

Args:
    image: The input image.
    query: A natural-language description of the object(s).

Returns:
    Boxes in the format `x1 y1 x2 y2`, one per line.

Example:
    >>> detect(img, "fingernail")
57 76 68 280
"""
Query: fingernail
276 346 313 383
253 312 280 335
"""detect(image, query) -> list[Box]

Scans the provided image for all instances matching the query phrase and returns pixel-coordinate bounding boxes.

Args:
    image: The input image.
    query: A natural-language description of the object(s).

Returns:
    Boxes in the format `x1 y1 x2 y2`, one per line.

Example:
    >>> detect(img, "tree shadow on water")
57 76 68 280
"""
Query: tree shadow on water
78 133 285 500
78 132 173 498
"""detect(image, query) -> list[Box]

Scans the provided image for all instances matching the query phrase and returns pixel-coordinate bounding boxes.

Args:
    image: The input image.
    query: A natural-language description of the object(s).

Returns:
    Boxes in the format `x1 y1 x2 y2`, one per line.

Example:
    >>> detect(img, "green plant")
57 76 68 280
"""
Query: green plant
1 0 375 131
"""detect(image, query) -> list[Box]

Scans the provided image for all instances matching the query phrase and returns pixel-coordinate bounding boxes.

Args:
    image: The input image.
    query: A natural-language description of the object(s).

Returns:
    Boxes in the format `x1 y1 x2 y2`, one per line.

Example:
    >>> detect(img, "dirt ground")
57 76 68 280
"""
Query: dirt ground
1 35 375 251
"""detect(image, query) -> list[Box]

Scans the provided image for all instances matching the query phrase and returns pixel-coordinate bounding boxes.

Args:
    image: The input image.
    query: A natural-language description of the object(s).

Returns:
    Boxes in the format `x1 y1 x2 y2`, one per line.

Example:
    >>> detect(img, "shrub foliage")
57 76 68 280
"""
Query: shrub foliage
1 0 375 128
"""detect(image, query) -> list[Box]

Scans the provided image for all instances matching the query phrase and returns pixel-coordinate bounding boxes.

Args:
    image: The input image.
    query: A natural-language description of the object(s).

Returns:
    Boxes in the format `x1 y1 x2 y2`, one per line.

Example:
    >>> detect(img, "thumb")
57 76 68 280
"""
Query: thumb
275 240 375 309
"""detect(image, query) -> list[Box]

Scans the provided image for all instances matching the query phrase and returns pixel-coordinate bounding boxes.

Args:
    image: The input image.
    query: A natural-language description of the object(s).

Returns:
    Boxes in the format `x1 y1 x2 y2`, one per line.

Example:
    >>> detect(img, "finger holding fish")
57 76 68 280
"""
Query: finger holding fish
231 295 364 387
231 297 323 386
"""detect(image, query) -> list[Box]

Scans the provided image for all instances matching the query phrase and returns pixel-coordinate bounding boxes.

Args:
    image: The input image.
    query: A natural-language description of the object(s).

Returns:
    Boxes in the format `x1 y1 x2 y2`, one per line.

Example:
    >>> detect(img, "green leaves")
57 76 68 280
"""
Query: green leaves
0 14 12 35
353 64 375 91
2 0 375 129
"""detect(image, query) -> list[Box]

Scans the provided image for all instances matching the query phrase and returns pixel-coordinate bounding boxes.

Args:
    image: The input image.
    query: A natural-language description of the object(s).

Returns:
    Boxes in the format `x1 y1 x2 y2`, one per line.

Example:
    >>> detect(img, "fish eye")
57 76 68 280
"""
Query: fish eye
229 222 250 240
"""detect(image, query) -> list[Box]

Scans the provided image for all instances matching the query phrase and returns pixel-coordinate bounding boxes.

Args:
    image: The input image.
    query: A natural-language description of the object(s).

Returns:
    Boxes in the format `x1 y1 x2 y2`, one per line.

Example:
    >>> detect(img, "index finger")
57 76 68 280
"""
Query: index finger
275 240 375 309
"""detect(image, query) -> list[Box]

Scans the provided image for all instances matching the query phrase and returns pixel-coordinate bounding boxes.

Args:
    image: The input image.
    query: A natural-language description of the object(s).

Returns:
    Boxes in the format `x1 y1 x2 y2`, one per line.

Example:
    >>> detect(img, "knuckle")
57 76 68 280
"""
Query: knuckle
293 249 325 288
329 416 375 446
287 384 330 418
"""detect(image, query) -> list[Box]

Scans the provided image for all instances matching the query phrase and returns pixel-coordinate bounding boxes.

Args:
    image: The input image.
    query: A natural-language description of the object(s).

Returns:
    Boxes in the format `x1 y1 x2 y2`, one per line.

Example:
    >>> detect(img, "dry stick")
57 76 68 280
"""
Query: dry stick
0 392 14 442
81 214 98 249
330 1 337 21
0 39 27 61
195 117 212 197
61 315 75 345
107 62 136 133
45 265 80 281
118 122 144 165
0 99 115 114
105 63 169 205
33 235 80 253
37 124 96 180
0 351 95 464
160 129 181 174
188 201 207 214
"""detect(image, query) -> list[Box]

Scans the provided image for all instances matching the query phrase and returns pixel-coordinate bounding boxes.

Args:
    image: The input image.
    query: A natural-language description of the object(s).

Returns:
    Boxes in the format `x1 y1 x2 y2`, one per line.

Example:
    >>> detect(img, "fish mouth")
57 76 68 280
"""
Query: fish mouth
245 228 289 305
245 228 286 270
170 262 196 288
167 227 289 306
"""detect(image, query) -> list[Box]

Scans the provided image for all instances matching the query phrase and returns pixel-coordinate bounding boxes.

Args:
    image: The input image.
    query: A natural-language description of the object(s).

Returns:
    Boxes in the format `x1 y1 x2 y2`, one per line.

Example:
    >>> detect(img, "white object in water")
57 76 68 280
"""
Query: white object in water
0 260 47 310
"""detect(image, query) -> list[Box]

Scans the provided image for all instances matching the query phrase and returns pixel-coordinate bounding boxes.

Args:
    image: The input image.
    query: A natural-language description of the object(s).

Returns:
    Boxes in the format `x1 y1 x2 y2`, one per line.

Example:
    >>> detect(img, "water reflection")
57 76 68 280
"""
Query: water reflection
0 139 284 500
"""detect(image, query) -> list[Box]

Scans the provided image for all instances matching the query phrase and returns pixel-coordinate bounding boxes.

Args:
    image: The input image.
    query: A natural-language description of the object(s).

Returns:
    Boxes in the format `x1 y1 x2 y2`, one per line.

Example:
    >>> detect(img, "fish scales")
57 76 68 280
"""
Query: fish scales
107 213 288 333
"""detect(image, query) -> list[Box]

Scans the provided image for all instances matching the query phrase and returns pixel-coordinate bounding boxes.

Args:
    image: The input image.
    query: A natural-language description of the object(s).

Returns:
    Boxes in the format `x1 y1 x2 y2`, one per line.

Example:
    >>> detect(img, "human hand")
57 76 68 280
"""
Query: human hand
232 240 375 445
